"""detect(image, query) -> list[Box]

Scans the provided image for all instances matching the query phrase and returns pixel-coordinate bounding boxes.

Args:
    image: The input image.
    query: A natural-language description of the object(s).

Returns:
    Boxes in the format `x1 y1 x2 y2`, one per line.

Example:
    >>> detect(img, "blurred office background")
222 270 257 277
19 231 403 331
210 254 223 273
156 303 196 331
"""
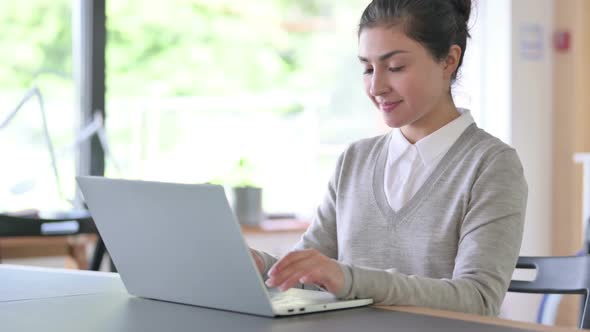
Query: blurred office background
0 0 588 328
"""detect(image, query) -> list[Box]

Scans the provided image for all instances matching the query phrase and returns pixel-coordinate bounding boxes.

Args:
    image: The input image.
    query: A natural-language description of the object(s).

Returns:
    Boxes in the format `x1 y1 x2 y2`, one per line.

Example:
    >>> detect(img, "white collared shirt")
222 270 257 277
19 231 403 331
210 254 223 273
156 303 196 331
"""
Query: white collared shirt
384 108 475 211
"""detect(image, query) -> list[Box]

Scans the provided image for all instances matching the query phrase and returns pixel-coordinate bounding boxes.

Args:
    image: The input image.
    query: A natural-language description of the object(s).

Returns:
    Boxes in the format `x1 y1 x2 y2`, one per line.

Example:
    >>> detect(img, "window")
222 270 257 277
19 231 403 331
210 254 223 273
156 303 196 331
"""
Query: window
105 1 378 216
0 0 76 213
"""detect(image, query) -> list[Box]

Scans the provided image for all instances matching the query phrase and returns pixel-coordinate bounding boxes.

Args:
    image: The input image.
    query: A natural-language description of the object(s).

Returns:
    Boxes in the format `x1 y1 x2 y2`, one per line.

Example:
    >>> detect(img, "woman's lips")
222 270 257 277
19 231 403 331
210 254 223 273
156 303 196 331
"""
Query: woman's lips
380 100 403 113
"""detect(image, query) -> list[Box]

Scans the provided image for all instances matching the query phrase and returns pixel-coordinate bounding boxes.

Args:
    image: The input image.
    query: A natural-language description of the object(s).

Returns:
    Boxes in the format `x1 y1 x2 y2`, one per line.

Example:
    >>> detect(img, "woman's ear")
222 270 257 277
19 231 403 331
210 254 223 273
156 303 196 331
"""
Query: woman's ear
443 45 462 80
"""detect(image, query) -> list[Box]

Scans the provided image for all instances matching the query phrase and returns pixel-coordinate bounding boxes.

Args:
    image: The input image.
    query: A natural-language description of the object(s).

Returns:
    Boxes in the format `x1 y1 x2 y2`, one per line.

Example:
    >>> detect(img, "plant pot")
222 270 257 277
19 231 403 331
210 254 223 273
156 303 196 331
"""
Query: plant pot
232 186 263 226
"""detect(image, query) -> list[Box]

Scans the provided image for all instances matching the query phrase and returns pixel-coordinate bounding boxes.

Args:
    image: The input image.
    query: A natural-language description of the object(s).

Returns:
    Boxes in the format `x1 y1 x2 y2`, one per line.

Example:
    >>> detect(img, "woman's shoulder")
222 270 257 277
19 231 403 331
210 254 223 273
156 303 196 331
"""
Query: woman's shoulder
463 125 523 168
347 133 389 153
340 133 389 161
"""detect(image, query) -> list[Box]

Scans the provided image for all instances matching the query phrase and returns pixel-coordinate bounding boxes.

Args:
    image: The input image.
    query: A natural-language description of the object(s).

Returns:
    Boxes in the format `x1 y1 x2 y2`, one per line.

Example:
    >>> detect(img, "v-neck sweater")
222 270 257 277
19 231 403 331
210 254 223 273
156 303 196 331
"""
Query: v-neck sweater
383 108 474 211
257 123 527 316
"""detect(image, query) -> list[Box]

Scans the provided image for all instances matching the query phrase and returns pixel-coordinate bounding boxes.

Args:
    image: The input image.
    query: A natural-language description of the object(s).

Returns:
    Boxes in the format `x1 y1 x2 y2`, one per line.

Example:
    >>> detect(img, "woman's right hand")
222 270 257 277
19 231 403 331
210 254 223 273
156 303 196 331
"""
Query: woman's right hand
250 248 265 274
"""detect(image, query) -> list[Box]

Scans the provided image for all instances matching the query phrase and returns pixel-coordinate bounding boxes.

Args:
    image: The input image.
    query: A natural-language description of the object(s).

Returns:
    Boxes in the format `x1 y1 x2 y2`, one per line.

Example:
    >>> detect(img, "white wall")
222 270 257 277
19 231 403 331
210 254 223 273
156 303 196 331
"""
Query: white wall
477 0 513 143
508 0 553 324
510 0 553 257
469 0 553 323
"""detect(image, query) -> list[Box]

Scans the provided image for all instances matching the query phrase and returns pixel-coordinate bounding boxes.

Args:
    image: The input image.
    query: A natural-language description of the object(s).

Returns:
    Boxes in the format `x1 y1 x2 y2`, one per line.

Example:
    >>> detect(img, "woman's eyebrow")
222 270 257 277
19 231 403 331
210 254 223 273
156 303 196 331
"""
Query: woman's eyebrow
358 50 409 63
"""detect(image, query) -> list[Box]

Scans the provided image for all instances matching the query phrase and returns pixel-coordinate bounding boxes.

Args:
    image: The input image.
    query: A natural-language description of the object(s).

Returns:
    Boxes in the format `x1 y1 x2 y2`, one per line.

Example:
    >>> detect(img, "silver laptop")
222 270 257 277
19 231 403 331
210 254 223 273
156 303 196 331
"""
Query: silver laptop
76 176 373 317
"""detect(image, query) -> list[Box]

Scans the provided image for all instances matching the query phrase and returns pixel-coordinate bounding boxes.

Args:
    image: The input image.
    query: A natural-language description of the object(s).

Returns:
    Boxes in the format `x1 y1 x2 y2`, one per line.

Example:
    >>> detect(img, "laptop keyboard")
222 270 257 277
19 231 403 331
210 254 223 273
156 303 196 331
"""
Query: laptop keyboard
269 288 339 307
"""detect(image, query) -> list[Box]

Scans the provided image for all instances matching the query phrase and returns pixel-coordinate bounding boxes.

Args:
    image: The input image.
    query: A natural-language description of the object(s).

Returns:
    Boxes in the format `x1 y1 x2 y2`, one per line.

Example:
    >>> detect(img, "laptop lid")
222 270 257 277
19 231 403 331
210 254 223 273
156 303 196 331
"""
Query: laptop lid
76 176 275 317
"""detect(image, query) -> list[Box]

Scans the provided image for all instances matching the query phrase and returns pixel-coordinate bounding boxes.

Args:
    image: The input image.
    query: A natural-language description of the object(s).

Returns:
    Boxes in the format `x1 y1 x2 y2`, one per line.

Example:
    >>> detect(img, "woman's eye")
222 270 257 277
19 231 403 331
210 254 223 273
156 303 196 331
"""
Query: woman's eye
389 66 405 73
363 68 374 75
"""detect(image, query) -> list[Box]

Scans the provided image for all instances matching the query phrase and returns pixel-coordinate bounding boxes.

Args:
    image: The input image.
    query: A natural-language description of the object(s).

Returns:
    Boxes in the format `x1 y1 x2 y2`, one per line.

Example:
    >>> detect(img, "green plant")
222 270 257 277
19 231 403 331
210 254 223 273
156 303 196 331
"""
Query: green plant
232 157 260 188
210 157 260 188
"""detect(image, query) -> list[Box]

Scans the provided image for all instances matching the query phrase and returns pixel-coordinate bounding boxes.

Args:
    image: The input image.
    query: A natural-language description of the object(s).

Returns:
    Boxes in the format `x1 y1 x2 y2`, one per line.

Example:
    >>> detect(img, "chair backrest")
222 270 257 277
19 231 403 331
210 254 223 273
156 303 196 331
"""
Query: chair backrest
508 256 590 329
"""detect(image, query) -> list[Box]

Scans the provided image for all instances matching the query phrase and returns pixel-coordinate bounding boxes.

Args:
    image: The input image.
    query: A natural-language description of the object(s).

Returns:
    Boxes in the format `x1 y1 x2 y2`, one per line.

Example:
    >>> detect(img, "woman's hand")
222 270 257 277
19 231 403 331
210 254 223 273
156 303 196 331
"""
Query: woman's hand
264 249 344 295
250 248 265 274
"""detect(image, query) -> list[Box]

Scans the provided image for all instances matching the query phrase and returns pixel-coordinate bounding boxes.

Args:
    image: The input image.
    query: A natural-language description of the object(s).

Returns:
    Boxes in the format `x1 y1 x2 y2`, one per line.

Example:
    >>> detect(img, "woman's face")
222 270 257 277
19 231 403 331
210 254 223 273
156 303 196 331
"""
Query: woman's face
358 25 452 129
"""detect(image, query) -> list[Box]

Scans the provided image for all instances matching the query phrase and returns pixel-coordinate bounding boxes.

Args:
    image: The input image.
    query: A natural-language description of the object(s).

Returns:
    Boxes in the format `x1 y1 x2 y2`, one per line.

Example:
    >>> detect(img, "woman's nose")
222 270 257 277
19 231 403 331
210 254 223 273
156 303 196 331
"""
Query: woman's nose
370 72 390 96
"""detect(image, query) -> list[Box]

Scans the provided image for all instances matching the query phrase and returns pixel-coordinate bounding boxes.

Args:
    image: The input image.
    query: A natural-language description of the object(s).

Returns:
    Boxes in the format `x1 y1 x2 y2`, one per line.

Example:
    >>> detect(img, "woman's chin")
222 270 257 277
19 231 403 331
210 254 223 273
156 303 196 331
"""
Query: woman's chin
382 114 408 128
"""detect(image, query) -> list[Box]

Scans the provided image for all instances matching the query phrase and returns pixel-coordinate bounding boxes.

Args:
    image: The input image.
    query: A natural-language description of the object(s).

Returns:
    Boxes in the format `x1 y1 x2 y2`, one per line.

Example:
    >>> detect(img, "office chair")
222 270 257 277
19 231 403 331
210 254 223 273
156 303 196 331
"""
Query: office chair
508 255 590 329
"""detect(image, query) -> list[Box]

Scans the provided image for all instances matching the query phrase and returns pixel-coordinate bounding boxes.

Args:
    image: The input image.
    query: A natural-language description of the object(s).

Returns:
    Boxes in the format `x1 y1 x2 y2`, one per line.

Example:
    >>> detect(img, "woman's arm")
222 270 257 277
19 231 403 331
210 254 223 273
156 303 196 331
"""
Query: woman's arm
251 151 346 279
337 149 527 316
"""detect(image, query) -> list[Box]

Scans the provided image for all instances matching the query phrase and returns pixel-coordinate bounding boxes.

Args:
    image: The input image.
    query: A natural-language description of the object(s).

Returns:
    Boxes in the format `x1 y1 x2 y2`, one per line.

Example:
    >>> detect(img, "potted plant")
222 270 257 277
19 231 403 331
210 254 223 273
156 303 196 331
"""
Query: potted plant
229 157 263 226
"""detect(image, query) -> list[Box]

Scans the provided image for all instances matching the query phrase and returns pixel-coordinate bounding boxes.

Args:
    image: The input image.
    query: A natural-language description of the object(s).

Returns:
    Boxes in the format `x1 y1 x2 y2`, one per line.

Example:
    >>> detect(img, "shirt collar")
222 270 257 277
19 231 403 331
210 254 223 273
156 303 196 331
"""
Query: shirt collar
388 125 413 163
416 108 474 165
388 108 475 166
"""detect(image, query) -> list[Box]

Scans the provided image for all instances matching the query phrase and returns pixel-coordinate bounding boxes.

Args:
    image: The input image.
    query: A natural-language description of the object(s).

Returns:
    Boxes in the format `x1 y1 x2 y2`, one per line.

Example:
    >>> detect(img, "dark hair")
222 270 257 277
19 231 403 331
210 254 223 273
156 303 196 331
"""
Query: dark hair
359 0 472 81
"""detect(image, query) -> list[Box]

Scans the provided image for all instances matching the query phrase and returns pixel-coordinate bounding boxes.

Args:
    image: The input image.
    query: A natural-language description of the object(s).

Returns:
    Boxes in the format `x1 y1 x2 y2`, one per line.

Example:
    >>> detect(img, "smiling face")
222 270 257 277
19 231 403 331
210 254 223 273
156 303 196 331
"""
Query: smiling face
359 25 460 141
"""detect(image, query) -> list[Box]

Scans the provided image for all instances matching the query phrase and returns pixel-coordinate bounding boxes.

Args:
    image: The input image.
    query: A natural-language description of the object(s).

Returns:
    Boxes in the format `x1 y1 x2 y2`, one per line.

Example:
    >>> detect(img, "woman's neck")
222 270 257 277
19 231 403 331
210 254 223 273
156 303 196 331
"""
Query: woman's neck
401 101 460 144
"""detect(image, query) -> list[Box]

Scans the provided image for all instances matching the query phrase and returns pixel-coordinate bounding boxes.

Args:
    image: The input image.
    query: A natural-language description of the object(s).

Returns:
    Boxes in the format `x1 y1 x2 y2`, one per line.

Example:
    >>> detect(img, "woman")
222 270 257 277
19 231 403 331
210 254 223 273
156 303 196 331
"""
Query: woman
252 0 527 316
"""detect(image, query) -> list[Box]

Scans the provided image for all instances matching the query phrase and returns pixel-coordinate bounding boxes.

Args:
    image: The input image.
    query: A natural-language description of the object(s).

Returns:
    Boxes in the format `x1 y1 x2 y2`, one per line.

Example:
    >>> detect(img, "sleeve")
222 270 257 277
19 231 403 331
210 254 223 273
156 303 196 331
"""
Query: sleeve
252 151 346 278
336 149 528 316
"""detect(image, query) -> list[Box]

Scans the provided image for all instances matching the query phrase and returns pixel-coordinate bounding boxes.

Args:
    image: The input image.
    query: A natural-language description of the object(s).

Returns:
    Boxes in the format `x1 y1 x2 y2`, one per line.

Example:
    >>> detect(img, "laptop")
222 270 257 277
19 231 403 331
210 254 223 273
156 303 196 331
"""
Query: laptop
76 176 373 317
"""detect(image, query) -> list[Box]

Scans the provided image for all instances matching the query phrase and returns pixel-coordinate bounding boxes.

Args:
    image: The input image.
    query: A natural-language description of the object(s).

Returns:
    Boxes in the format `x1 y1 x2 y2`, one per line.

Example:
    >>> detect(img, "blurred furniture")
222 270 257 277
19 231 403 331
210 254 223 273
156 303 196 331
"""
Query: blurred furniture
0 236 93 269
508 256 590 329
532 215 590 326
90 235 116 272
0 210 100 270
574 154 590 247
1 85 120 271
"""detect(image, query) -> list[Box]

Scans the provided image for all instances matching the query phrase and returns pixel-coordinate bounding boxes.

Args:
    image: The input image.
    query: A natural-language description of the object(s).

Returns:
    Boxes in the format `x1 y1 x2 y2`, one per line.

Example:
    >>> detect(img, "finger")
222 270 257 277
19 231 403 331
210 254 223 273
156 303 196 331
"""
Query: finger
269 249 315 276
299 262 343 294
298 270 322 286
266 256 320 287
269 249 316 276
276 270 310 291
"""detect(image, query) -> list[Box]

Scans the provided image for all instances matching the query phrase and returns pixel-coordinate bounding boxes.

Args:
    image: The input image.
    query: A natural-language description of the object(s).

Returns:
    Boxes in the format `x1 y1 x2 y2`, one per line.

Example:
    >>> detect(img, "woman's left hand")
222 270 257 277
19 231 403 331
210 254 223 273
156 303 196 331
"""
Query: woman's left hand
265 248 344 295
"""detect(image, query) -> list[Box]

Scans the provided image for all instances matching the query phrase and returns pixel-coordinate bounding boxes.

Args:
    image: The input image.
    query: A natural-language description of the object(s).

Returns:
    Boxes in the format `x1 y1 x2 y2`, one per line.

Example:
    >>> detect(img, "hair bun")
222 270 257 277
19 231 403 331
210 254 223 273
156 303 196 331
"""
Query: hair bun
452 0 472 23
